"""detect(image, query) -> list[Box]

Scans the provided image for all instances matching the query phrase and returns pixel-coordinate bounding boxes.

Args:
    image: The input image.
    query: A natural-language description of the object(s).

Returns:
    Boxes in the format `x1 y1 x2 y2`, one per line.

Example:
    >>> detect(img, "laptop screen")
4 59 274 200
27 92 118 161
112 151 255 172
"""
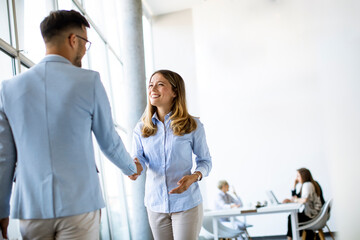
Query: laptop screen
266 190 280 205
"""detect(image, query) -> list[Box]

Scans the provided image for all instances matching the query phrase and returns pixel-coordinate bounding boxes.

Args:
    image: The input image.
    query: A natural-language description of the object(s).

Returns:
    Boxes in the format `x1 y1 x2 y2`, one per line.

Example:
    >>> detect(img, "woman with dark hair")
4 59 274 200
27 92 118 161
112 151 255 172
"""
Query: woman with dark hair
130 70 212 240
283 168 324 240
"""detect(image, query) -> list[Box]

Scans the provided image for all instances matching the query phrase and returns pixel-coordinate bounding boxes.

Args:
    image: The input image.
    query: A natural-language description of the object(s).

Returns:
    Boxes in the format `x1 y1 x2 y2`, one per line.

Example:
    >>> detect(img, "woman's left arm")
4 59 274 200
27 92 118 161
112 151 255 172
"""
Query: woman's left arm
293 182 313 203
192 120 212 179
293 196 308 204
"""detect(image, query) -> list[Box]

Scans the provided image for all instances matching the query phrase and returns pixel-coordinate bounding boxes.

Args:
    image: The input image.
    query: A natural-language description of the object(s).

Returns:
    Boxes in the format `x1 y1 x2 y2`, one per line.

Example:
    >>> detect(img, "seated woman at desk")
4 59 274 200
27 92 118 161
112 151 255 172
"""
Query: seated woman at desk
215 180 251 240
283 168 324 240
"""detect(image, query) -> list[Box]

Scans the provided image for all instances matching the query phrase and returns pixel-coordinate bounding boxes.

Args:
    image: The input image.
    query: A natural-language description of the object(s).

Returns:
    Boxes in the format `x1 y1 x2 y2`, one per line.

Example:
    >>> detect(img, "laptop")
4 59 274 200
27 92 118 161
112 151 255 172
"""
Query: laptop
266 190 280 205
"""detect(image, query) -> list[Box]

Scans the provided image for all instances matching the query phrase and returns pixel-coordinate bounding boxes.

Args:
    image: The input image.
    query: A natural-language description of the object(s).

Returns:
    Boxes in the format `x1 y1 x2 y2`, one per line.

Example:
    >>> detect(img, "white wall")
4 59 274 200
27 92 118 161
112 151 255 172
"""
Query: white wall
151 9 199 115
150 0 360 237
316 1 360 238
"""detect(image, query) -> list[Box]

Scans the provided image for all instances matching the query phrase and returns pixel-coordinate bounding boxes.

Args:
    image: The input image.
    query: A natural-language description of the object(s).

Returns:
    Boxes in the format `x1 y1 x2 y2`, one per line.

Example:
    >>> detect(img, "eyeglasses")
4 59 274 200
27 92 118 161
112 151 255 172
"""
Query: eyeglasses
75 35 92 51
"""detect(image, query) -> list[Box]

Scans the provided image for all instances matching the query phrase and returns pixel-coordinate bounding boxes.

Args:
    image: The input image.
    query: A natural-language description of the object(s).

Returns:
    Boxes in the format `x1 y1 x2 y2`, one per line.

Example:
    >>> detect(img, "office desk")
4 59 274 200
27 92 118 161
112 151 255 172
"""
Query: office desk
204 203 302 240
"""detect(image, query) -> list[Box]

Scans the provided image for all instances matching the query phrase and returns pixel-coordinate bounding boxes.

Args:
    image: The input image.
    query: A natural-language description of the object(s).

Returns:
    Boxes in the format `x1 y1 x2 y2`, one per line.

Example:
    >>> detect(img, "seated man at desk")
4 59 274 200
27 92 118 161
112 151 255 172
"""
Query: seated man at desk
215 180 252 240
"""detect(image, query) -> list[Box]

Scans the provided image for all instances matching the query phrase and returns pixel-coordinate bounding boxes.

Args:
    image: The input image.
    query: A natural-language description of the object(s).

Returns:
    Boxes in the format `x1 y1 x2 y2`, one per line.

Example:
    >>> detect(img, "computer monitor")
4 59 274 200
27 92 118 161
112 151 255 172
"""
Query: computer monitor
266 190 280 205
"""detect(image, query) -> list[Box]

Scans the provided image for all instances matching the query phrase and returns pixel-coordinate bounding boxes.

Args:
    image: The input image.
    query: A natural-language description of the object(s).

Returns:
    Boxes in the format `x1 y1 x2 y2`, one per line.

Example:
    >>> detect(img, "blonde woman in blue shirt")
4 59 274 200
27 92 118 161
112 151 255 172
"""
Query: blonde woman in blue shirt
131 70 212 240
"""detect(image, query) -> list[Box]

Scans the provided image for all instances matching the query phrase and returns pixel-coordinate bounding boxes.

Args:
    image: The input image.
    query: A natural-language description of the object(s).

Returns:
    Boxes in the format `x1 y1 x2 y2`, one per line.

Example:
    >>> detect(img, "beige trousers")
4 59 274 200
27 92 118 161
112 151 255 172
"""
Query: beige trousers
147 203 203 240
19 210 100 240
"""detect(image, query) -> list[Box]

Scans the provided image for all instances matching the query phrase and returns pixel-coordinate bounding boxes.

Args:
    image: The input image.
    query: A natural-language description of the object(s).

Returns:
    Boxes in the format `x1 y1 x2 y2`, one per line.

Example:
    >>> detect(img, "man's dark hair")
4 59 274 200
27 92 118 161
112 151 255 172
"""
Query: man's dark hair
40 10 90 42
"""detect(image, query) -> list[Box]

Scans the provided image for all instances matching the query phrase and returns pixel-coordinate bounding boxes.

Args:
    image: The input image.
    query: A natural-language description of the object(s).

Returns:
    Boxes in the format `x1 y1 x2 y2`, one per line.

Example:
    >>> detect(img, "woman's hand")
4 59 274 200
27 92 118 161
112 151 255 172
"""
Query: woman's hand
169 174 198 194
282 198 292 203
128 158 143 181
294 178 299 188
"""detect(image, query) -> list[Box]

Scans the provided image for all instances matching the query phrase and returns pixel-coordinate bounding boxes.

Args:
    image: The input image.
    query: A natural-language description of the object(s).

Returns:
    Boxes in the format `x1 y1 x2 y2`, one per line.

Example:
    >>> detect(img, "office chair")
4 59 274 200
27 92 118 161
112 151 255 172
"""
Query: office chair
297 198 335 240
201 214 244 239
227 216 252 240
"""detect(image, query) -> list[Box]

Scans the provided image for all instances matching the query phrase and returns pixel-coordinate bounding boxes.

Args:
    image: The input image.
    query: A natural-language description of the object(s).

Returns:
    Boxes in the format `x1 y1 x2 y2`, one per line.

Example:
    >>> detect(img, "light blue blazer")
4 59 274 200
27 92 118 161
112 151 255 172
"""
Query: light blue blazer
0 55 136 219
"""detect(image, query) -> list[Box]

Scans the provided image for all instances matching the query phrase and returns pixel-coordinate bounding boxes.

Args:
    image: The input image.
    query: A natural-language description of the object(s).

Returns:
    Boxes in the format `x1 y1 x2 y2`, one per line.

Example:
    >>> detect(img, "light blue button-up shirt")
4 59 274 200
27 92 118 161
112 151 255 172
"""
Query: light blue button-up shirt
132 112 212 213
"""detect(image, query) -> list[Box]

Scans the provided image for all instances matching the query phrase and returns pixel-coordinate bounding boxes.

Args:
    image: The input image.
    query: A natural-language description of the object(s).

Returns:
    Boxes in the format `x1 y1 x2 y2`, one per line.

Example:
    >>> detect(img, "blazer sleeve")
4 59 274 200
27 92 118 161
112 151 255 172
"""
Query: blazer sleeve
0 85 17 218
91 74 136 176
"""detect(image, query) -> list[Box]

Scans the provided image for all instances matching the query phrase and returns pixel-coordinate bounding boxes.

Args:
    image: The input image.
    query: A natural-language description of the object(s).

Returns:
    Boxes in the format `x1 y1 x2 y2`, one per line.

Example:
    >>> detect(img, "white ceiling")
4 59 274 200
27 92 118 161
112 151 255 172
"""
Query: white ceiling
143 0 203 16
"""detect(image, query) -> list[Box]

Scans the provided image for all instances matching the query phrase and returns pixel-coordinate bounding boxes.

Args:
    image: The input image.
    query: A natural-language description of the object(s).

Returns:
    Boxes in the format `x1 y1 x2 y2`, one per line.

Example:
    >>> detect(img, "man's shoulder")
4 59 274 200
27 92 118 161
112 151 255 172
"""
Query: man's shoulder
41 61 101 86
1 69 29 88
48 61 99 77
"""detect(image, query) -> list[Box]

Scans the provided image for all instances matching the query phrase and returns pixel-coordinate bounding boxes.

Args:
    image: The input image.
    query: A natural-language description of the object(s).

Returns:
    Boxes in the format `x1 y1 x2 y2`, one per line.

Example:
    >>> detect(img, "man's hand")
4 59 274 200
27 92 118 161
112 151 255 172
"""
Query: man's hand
169 174 198 194
0 217 9 239
128 158 143 181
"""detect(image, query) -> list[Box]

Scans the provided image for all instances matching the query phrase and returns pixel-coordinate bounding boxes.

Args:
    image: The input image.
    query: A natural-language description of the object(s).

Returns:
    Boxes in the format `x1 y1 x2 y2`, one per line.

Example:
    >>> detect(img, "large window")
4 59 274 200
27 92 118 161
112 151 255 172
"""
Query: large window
0 0 11 44
0 50 14 80
142 15 154 80
15 0 51 63
108 51 125 125
0 0 148 239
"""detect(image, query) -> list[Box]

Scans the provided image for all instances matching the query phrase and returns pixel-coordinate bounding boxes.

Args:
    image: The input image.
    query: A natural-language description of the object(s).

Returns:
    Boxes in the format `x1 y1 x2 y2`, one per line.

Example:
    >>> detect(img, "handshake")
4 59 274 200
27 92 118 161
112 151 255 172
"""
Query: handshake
128 158 143 181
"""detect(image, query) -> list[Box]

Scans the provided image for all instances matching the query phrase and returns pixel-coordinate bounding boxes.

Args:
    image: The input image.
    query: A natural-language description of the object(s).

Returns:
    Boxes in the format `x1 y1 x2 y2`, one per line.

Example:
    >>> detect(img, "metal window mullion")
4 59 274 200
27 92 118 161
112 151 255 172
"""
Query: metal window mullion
72 0 107 43
107 44 123 65
0 39 16 76
0 38 17 57
104 44 117 120
5 0 13 46
19 52 35 68
11 0 21 73
54 0 59 10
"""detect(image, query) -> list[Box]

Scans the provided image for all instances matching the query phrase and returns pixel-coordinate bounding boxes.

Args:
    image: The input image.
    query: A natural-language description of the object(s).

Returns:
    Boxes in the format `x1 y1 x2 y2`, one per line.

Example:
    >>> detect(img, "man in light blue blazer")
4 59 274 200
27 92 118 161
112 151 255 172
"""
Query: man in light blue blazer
0 10 142 239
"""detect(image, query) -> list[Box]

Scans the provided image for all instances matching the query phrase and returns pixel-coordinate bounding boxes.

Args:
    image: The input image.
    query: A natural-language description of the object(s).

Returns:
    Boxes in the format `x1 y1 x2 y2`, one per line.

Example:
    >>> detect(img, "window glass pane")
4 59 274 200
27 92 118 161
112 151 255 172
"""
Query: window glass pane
0 50 14 81
108 51 125 125
102 155 131 240
83 0 105 33
143 15 154 79
20 63 29 73
101 0 121 55
93 144 111 240
0 0 11 43
15 0 53 63
87 28 112 104
93 134 130 240
57 0 77 11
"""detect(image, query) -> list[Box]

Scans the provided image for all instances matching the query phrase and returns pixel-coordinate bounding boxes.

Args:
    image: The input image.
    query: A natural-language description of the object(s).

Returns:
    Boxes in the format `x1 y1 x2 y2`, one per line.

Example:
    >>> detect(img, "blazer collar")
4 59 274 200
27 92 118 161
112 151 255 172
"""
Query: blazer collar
39 54 72 65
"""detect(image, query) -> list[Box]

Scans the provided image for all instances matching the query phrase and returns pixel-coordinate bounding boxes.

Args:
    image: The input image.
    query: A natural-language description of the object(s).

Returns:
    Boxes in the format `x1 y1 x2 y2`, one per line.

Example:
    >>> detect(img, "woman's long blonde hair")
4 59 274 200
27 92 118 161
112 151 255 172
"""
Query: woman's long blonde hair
141 70 197 137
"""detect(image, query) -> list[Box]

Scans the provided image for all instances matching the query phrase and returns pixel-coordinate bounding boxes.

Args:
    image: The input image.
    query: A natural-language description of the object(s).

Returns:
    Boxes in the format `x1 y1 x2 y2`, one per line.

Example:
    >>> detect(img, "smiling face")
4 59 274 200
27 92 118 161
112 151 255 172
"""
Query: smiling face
148 73 176 110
